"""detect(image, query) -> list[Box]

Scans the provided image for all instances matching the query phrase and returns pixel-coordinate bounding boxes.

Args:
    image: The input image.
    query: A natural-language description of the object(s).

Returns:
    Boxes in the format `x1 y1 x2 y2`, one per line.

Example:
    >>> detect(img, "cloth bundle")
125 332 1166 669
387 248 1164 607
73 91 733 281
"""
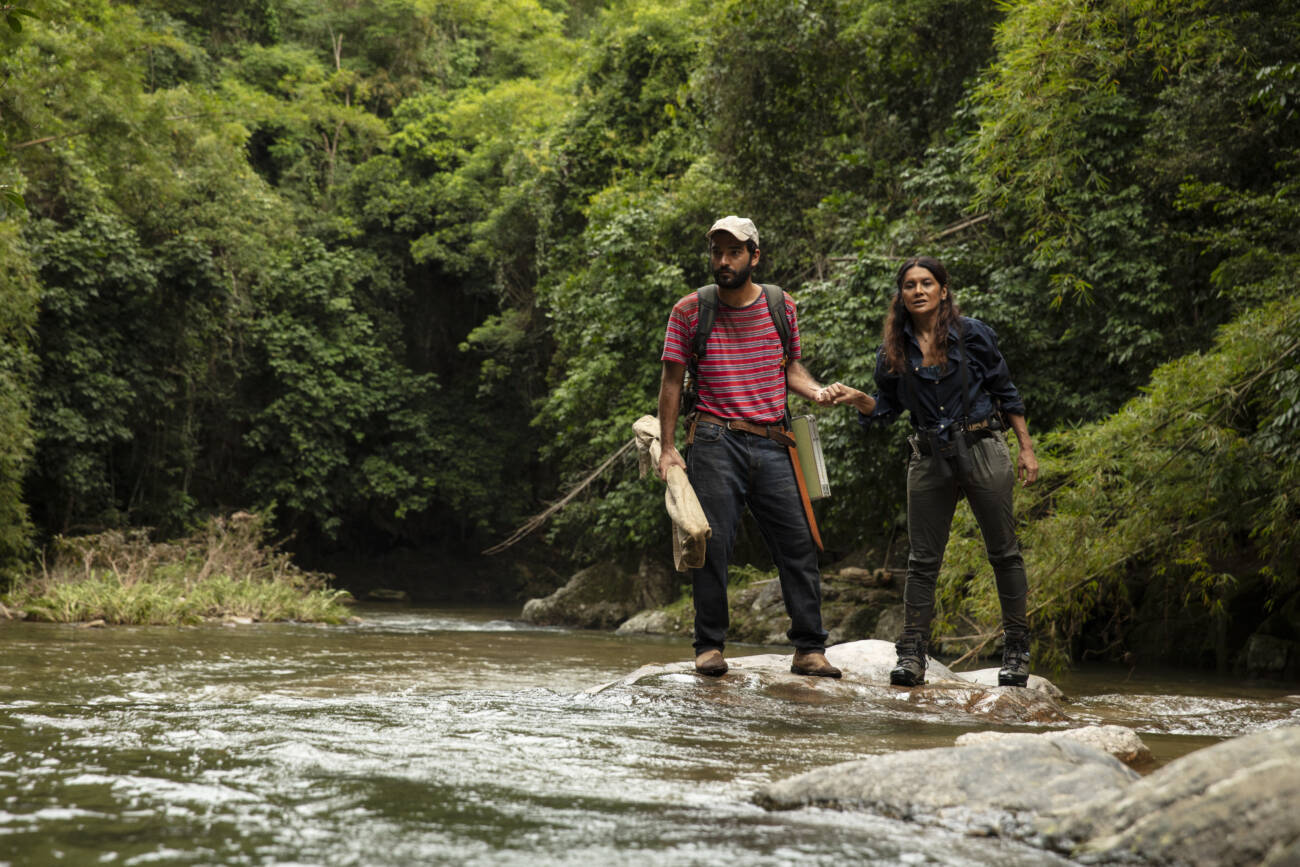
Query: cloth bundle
633 415 711 572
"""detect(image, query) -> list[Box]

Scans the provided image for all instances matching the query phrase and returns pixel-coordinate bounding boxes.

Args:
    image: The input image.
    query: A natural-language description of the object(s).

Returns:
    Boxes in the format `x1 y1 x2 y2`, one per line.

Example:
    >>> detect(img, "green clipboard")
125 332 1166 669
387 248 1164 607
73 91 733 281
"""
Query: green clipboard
791 415 830 500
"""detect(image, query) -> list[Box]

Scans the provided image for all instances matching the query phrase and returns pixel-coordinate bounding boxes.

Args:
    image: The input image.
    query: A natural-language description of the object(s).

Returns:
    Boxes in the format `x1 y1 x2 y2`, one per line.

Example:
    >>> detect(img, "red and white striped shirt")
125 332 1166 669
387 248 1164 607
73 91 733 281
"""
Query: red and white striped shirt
661 289 801 424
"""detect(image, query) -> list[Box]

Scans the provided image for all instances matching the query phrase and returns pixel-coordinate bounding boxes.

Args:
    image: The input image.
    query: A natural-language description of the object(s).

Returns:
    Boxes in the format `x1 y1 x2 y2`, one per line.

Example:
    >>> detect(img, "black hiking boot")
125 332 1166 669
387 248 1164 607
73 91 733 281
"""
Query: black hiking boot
889 636 928 686
998 630 1031 687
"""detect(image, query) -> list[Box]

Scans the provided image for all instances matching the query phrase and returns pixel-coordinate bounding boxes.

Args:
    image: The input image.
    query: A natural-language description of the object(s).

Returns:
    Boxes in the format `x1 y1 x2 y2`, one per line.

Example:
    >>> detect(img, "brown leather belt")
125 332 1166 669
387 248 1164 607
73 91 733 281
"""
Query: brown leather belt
693 413 795 447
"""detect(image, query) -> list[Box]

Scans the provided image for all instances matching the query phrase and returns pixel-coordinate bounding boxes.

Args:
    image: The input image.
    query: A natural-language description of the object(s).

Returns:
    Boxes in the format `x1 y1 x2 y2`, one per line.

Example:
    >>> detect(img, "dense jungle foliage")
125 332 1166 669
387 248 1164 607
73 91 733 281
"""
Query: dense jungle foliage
1 0 1297 665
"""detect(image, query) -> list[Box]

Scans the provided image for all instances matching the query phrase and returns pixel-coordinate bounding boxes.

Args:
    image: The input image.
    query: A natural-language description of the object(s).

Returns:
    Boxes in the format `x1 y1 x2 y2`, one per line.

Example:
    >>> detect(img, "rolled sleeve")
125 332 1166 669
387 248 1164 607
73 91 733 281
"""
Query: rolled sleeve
857 348 902 429
965 320 1026 417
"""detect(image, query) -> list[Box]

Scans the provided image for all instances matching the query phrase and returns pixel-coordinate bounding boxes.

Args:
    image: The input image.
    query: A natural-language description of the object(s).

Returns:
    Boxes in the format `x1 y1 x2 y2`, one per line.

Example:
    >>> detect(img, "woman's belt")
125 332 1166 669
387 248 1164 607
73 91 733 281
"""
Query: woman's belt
912 425 997 456
693 413 796 447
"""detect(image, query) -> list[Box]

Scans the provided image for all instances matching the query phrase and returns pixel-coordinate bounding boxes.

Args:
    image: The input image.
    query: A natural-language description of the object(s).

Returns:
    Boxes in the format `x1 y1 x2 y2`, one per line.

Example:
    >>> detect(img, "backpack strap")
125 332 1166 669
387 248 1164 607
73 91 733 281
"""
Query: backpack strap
691 283 792 365
691 284 719 367
760 283 792 368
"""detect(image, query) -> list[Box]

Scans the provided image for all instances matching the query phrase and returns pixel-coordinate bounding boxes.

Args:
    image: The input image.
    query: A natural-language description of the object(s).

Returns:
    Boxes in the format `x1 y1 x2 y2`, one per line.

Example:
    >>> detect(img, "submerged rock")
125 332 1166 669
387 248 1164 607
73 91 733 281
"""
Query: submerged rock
1038 725 1300 865
754 737 1138 839
589 639 1070 724
956 725 1155 772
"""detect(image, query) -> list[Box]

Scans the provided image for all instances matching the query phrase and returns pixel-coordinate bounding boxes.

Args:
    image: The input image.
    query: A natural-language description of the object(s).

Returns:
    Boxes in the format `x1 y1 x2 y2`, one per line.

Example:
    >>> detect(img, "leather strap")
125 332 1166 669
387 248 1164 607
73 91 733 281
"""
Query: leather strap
694 413 795 447
787 444 824 551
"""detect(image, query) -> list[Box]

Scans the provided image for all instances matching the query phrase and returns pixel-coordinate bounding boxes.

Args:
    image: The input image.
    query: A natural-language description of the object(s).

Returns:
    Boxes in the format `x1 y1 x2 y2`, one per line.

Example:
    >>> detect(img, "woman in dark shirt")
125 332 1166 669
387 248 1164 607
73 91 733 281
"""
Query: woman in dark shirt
819 256 1039 687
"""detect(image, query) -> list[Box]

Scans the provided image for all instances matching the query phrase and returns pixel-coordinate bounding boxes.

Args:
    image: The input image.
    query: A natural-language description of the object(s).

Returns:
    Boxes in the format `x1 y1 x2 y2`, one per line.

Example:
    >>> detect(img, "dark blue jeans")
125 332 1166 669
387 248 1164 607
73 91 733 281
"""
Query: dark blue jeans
686 421 828 655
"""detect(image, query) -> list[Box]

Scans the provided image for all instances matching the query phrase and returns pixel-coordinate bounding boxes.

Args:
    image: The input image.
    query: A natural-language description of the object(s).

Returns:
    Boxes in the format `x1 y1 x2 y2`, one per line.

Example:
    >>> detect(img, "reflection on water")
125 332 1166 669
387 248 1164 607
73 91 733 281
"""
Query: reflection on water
1 606 1296 865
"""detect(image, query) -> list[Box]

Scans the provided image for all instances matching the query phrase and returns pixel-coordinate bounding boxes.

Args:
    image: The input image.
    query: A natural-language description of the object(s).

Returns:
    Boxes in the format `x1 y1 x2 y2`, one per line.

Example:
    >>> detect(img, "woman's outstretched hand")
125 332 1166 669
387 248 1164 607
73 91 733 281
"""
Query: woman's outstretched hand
1016 445 1039 487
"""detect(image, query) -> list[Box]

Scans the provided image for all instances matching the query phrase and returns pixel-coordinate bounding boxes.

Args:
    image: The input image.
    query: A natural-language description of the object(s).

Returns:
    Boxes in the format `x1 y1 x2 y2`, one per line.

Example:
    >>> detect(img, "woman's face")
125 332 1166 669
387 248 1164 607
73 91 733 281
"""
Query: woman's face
899 265 947 319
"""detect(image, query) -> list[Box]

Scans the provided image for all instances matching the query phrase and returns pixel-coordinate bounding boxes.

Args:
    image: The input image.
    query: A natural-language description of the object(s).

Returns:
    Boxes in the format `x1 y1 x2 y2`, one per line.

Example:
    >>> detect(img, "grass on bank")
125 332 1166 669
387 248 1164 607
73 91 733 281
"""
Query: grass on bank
1 512 353 625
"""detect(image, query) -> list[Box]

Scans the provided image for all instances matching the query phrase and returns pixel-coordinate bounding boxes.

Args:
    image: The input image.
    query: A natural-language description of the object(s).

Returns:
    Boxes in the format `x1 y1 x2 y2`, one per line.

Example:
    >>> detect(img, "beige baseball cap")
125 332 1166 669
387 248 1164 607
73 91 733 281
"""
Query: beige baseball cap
706 215 759 246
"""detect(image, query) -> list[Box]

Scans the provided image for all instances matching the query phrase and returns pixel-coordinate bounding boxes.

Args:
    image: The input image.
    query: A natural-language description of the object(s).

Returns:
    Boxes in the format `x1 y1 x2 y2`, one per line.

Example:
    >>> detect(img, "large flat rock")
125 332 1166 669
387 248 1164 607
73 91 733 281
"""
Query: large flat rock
1038 725 1300 865
589 639 1070 724
754 737 1138 838
956 725 1155 771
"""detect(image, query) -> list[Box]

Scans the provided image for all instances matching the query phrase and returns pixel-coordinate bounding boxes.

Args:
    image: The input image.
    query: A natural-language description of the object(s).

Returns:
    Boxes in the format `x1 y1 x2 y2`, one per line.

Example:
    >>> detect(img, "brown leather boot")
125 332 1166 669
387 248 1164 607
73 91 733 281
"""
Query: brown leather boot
694 649 728 676
790 650 842 678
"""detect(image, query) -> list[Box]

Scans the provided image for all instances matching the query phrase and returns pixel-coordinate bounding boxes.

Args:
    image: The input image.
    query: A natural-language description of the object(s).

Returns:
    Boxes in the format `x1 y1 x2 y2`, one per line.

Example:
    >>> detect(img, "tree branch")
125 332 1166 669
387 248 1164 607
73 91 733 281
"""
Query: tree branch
482 437 636 555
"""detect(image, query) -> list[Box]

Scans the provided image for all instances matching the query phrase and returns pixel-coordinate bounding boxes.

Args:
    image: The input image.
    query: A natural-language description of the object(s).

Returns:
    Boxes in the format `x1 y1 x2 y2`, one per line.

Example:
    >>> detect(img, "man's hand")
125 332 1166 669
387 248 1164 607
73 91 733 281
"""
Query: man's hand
816 382 875 414
657 445 686 481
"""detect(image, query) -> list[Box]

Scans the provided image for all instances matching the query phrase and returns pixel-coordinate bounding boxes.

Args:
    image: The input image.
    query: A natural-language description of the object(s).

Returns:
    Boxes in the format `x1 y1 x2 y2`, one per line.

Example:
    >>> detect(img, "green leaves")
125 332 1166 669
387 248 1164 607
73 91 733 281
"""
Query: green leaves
242 239 443 537
2 0 1298 629
3 6 35 34
936 294 1300 666
0 187 23 215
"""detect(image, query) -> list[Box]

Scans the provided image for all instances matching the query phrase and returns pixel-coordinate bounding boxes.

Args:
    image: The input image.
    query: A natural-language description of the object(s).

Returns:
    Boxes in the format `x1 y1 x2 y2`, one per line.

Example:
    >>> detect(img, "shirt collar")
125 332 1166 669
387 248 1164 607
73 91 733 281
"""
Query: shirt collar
902 318 960 344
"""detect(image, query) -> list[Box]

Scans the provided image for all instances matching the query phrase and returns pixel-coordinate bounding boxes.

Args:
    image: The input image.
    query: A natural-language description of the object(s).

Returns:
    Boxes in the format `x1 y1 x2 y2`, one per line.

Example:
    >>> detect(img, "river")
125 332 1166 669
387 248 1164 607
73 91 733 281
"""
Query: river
2 605 1297 865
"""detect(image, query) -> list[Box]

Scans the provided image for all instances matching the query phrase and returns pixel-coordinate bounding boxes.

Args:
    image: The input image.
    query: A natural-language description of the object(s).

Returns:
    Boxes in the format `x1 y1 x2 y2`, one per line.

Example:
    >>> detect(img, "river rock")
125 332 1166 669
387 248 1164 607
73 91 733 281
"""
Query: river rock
956 725 1154 771
1244 633 1299 681
520 560 638 629
754 737 1138 839
631 554 680 610
589 639 1070 724
831 566 895 588
871 604 906 641
1037 725 1300 865
615 608 685 635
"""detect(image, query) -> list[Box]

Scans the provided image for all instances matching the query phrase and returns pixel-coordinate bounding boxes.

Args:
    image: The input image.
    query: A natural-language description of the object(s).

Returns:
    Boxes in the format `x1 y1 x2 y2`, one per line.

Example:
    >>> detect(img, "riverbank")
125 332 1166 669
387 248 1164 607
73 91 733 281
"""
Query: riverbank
0 513 353 625
521 552 1300 683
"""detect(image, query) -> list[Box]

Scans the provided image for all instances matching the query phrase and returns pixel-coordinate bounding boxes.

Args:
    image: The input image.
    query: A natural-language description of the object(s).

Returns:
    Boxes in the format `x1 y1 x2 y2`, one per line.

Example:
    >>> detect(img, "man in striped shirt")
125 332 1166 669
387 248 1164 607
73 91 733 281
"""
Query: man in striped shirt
656 216 840 679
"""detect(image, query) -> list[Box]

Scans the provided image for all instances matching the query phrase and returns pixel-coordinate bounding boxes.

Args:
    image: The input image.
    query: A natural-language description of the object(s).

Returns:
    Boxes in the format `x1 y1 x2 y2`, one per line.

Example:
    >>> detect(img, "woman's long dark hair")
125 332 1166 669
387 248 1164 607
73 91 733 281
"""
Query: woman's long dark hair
881 255 962 375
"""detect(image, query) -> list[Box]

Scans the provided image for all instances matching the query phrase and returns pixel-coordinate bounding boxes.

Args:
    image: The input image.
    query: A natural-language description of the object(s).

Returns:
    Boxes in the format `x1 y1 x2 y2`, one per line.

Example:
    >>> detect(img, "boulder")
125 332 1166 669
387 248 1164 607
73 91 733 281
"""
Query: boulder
631 555 679 611
615 564 903 647
588 639 1070 724
614 608 686 636
826 605 882 645
754 737 1138 839
1243 633 1299 681
870 604 906 642
956 725 1154 772
520 560 638 629
831 566 895 588
1038 725 1300 866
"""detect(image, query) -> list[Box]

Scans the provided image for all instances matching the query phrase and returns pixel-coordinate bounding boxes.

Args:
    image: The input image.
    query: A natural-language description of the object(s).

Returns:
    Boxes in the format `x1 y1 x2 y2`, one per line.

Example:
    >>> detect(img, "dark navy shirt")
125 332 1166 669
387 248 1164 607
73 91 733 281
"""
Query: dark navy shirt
858 316 1026 440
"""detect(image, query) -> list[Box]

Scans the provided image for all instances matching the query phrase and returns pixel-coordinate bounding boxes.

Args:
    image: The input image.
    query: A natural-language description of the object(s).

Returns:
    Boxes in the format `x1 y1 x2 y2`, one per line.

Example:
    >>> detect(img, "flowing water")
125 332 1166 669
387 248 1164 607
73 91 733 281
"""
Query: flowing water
2 605 1297 866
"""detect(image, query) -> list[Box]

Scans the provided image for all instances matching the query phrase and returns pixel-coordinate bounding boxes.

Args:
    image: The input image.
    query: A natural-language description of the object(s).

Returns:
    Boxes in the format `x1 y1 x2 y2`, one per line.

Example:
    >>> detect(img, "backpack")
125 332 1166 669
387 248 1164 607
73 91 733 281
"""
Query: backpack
682 283 792 415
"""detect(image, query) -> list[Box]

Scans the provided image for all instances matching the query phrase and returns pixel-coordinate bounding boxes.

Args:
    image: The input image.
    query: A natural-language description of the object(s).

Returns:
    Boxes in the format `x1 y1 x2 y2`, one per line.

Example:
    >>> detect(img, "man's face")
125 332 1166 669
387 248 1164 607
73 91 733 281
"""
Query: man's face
709 232 757 289
712 232 759 289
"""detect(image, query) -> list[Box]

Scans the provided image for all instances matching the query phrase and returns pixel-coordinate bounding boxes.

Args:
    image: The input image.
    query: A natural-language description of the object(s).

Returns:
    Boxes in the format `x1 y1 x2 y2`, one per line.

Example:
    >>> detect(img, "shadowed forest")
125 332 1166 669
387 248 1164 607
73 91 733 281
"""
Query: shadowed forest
1 0 1297 670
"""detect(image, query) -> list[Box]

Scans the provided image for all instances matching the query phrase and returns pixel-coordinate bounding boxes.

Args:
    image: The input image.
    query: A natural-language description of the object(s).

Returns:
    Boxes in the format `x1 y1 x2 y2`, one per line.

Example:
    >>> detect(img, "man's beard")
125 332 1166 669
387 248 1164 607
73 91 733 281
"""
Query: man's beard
714 260 752 289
